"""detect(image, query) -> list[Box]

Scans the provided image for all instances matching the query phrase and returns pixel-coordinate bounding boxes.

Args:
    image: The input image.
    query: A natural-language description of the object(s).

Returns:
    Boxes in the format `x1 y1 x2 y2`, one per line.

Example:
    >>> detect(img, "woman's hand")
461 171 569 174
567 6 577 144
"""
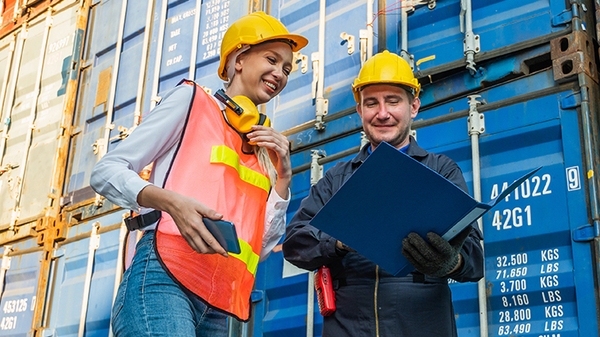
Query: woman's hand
166 193 229 256
247 125 291 199
137 185 228 256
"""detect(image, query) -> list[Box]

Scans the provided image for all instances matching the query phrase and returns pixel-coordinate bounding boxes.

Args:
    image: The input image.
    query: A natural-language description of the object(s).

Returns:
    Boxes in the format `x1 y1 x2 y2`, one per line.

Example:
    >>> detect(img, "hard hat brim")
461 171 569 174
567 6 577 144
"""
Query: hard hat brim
218 34 308 81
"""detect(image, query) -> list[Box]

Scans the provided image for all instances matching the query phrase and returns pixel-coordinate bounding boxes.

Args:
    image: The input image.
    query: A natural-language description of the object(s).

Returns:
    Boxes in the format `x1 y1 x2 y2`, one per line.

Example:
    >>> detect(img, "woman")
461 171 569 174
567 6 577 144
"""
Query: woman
91 11 307 337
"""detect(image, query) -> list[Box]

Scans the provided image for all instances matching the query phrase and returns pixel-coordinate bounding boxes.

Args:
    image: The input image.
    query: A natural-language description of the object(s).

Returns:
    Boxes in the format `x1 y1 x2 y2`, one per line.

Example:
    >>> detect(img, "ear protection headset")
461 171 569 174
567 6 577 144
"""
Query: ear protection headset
214 89 271 135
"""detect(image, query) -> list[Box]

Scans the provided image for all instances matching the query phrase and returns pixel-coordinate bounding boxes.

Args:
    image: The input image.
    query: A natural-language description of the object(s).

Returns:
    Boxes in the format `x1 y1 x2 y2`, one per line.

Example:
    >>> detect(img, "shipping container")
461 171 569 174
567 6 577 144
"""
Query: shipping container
0 0 598 336
0 232 42 336
0 0 82 229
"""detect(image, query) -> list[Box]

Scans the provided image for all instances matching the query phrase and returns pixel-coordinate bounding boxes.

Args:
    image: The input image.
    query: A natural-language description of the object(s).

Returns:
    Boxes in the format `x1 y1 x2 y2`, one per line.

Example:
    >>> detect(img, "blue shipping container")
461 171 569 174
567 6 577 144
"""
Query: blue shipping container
0 0 598 336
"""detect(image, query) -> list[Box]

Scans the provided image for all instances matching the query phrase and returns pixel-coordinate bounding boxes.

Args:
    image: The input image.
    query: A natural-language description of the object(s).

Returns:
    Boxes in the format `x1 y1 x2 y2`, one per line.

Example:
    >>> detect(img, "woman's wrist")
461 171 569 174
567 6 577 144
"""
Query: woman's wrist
273 176 291 199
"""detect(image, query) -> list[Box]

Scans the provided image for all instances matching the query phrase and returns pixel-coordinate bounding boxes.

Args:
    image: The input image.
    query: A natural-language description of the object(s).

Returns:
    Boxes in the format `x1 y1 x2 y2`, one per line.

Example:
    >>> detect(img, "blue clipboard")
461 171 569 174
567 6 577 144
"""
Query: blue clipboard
309 142 541 276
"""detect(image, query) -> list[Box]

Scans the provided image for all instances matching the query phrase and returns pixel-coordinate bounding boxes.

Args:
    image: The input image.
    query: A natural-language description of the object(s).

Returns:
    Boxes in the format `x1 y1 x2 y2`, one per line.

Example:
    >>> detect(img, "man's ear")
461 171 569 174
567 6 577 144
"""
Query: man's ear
356 103 363 118
410 97 421 118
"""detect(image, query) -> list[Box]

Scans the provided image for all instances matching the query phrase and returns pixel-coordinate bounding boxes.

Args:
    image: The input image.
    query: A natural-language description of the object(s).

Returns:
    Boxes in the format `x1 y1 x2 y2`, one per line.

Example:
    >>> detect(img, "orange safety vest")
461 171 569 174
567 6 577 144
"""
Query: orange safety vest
155 80 270 321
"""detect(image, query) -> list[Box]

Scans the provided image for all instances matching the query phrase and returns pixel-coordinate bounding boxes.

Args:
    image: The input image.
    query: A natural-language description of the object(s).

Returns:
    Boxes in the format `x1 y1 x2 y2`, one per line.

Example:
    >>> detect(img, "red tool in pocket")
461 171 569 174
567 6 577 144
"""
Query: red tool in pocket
315 266 336 316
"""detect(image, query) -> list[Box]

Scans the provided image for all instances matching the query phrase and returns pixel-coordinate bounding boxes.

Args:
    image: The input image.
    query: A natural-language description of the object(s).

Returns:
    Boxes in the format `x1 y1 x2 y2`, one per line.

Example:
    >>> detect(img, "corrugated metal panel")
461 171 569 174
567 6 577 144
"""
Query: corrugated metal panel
251 1 600 337
259 72 598 337
0 33 15 112
268 0 370 132
189 0 246 90
402 0 575 74
63 0 257 203
0 206 127 337
416 69 595 336
0 0 79 228
0 0 56 39
42 209 126 337
268 0 584 137
254 253 317 336
0 0 594 336
0 238 43 337
64 0 154 199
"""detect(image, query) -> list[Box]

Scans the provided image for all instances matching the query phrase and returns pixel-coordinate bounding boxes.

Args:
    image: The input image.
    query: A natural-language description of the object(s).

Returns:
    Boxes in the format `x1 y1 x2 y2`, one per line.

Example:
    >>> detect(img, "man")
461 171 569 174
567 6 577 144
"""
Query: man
282 50 484 336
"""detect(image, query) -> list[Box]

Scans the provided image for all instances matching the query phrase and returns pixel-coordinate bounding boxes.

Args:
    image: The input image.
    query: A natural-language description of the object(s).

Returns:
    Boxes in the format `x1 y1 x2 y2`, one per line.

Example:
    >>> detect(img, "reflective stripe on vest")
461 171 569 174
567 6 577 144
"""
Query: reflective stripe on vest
210 145 270 194
155 81 270 321
231 239 260 275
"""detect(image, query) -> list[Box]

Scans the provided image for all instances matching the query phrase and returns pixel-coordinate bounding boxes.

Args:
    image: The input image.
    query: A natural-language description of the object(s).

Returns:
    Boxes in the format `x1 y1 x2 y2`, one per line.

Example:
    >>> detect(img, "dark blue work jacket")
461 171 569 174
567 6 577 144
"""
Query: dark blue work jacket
283 137 484 337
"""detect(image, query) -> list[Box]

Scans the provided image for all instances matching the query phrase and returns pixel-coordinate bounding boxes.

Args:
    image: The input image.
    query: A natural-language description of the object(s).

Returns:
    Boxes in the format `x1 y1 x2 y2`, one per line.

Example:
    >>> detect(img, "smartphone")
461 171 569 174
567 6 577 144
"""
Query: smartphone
202 218 241 254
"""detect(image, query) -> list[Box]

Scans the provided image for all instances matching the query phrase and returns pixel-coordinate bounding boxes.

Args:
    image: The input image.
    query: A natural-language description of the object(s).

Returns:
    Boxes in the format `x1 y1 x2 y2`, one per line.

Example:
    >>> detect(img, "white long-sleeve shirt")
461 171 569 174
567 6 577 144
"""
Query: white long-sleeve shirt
90 84 289 260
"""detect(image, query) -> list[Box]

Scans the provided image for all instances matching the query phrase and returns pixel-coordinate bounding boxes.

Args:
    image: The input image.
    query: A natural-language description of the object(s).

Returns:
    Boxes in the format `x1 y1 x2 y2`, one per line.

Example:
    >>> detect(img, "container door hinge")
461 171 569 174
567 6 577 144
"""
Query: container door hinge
109 125 130 142
89 223 101 250
463 31 480 73
9 208 20 231
360 132 369 149
315 97 328 131
460 0 480 74
0 246 13 305
94 194 104 207
251 290 264 303
359 29 368 66
551 10 573 27
311 53 319 100
467 95 485 136
340 32 355 55
400 50 415 72
2 246 13 272
559 92 582 109
572 224 595 242
310 150 326 185
311 53 328 131
294 52 308 74
92 134 110 156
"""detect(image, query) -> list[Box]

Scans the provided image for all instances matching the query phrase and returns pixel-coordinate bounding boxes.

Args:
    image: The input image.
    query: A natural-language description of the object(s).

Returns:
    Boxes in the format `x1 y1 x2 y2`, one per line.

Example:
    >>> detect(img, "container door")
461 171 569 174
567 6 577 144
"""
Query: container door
63 0 258 204
417 66 597 336
64 0 153 203
251 1 377 335
0 241 42 337
154 0 257 93
250 2 600 336
399 0 576 74
0 0 80 227
43 210 126 336
267 0 372 133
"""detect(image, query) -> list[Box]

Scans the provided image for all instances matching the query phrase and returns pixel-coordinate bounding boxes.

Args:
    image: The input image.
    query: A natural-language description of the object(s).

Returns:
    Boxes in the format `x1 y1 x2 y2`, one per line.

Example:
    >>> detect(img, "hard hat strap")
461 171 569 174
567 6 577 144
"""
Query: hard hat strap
225 45 251 83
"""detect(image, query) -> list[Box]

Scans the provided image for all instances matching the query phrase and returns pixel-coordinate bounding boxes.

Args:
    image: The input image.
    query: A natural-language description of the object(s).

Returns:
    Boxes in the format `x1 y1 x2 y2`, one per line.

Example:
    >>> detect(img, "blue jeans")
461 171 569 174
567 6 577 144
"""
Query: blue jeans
111 231 228 337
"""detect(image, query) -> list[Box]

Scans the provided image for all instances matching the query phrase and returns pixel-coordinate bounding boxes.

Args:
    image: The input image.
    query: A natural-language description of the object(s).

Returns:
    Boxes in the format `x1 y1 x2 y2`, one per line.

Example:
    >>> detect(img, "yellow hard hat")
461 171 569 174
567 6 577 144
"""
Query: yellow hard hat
352 50 421 102
218 11 308 81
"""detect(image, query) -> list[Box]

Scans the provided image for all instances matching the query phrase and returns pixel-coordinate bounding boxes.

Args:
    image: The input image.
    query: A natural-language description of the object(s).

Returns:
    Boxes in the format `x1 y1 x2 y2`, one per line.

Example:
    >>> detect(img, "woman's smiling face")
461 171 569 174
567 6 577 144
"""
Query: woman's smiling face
229 41 294 105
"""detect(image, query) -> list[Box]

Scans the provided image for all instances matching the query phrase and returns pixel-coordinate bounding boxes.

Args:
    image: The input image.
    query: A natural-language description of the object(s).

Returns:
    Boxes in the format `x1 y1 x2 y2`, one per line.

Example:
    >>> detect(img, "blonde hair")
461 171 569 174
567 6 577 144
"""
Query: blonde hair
255 146 277 187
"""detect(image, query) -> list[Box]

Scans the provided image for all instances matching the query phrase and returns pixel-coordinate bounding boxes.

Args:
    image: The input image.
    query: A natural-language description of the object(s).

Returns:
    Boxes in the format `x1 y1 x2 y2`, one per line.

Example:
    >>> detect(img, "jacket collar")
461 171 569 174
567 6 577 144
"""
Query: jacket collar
351 136 428 168
405 136 428 158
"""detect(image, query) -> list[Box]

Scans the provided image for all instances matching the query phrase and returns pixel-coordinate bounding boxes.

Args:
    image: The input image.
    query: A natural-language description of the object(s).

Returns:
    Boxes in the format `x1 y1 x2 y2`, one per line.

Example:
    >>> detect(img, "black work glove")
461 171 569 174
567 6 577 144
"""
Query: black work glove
401 228 471 278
